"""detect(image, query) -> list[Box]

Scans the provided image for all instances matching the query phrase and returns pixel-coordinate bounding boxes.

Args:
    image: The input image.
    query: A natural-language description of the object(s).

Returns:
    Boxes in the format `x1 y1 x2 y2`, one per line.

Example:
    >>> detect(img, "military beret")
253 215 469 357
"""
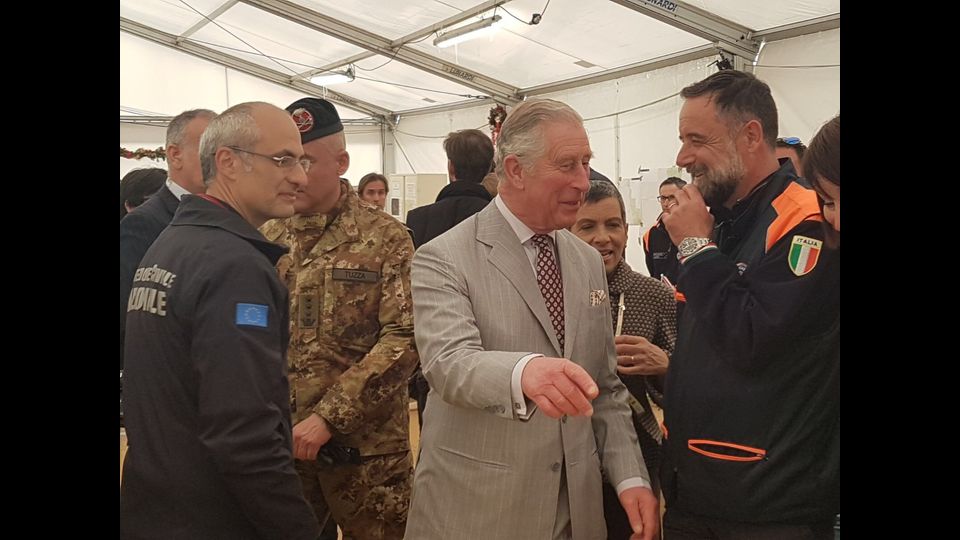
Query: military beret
286 97 343 144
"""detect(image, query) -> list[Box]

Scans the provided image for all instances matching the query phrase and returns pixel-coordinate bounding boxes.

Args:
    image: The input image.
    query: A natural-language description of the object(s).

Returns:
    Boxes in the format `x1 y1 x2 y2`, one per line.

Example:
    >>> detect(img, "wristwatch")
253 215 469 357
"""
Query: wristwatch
677 237 713 260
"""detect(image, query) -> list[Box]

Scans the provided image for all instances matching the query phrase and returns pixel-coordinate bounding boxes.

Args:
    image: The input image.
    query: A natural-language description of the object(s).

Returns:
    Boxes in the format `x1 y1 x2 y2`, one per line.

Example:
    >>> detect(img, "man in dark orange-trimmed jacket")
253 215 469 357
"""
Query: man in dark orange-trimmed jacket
659 71 839 539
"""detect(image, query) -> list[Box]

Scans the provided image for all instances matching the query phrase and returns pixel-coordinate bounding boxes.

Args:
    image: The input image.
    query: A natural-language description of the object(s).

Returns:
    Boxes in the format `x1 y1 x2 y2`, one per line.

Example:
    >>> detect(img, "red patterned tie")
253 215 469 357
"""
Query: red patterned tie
532 234 564 352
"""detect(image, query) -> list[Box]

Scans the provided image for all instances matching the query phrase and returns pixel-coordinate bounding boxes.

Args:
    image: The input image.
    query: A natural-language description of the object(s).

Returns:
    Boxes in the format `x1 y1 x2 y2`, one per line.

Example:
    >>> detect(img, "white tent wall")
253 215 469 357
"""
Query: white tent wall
121 122 383 187
756 28 840 142
121 33 368 119
121 31 384 184
393 104 492 175
342 129 385 185
121 124 169 179
388 31 838 274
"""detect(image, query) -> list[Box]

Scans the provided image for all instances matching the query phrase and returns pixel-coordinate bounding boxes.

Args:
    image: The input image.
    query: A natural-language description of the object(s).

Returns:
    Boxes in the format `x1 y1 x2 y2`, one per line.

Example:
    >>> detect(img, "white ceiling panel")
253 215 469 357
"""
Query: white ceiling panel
120 0 225 35
294 0 461 40
690 0 840 31
352 54 488 105
324 55 489 112
409 0 709 88
121 0 839 115
190 3 368 75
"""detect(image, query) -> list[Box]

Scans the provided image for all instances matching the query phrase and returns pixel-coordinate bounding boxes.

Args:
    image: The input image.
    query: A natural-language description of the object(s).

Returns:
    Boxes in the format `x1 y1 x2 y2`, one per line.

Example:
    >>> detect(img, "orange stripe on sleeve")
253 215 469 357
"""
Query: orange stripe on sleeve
766 182 823 252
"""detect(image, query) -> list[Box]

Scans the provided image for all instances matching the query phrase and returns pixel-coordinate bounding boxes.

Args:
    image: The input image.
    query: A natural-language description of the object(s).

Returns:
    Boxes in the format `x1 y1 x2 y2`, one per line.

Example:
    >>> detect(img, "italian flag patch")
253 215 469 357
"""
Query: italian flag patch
788 235 822 276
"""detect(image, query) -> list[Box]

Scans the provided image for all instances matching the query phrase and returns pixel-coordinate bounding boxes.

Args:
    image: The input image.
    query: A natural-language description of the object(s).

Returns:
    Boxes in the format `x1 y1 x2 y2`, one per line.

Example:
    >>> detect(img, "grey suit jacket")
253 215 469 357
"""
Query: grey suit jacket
405 203 648 540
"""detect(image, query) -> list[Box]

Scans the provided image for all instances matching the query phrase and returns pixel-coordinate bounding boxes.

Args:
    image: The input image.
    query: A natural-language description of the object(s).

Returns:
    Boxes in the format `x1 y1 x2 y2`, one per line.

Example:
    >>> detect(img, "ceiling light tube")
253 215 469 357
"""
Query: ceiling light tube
310 65 355 86
434 15 502 48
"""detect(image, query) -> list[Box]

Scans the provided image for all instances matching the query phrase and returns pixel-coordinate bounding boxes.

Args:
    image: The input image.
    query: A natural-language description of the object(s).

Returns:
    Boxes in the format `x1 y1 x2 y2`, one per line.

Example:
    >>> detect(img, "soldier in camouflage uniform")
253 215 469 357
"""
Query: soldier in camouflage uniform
265 97 418 540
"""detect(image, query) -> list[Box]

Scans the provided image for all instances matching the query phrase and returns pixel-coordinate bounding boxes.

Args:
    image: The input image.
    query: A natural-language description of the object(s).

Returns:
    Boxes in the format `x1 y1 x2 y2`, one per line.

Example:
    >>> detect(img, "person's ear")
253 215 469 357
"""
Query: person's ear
337 150 350 176
166 144 182 171
215 147 240 181
503 155 525 190
742 119 764 152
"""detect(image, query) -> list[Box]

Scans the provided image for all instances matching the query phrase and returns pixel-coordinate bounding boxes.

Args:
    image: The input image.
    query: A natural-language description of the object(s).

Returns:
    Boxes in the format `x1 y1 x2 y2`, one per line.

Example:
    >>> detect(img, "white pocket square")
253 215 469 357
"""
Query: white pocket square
589 290 607 306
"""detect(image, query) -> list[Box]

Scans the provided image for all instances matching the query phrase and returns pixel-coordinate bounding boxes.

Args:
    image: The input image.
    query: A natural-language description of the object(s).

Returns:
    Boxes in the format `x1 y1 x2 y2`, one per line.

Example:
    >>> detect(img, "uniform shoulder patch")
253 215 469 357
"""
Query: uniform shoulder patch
788 235 822 276
236 303 269 327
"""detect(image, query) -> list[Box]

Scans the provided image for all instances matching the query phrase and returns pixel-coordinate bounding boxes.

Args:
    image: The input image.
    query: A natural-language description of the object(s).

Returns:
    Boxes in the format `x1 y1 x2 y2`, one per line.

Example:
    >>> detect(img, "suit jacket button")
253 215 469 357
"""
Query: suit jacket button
551 462 561 472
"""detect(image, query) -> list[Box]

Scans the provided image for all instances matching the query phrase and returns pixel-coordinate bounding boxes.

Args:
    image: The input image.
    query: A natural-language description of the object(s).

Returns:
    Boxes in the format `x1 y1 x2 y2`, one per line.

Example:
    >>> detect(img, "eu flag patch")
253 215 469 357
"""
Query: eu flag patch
236 303 268 327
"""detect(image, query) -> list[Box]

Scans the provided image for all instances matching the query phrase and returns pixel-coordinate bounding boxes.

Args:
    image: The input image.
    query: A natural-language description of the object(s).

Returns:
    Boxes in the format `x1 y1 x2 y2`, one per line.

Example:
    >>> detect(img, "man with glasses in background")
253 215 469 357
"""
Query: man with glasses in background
263 97 418 540
775 136 807 173
121 102 319 539
642 177 687 288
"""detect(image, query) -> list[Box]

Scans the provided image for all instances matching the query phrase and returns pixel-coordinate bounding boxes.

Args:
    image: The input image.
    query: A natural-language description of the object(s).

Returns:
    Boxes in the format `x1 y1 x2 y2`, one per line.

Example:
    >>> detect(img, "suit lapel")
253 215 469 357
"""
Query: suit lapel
478 205 562 356
556 230 584 358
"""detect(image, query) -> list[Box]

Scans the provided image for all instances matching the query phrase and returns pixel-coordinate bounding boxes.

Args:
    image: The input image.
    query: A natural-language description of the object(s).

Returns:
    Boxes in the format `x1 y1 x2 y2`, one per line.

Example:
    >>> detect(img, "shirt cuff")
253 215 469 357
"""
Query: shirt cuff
511 353 543 420
615 476 652 495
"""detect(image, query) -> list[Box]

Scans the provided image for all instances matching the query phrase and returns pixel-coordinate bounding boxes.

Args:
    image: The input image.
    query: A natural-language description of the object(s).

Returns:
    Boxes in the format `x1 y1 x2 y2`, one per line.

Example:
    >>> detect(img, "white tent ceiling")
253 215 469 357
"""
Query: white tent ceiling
120 0 839 119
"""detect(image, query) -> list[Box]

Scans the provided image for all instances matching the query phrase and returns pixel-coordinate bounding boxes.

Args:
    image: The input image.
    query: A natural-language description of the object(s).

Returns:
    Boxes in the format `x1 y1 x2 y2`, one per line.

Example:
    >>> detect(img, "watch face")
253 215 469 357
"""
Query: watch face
679 237 709 256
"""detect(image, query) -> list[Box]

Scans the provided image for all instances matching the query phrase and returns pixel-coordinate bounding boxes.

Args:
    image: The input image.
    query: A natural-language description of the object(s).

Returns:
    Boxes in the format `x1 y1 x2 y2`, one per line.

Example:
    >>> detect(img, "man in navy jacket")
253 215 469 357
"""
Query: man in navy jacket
119 108 215 370
121 102 318 539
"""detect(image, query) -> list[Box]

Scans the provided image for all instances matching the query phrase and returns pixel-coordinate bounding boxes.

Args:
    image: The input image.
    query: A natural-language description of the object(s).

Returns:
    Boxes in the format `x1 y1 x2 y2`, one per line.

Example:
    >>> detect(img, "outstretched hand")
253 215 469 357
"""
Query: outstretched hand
521 357 599 419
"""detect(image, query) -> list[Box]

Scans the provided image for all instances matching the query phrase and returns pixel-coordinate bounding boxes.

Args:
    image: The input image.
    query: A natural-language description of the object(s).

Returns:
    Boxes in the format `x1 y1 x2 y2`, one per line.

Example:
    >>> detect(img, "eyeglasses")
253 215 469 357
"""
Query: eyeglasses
656 195 678 203
227 146 312 172
777 137 802 145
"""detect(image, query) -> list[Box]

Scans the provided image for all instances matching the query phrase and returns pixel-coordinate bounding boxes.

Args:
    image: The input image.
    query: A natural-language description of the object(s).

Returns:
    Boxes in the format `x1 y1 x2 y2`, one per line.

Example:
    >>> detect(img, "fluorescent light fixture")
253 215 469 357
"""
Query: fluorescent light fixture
310 65 355 86
434 15 501 48
752 40 767 67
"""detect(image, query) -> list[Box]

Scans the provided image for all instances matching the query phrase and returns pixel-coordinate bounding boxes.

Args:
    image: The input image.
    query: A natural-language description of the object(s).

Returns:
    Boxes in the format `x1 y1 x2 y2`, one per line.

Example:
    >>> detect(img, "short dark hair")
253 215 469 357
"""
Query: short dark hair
776 137 807 160
659 176 687 190
589 168 612 183
802 115 840 190
802 114 840 247
444 129 494 183
584 179 626 221
358 173 389 194
120 168 167 220
680 70 778 148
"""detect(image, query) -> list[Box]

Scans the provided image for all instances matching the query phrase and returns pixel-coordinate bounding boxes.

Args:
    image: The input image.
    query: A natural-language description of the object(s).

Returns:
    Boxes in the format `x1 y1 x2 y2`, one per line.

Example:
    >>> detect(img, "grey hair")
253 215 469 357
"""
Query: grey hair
165 108 217 147
199 103 263 186
584 179 626 221
494 99 583 177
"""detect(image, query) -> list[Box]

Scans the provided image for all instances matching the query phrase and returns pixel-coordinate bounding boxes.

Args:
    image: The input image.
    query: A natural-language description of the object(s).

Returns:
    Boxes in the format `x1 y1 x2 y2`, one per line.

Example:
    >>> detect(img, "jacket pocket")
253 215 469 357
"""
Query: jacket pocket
323 266 380 348
687 439 766 462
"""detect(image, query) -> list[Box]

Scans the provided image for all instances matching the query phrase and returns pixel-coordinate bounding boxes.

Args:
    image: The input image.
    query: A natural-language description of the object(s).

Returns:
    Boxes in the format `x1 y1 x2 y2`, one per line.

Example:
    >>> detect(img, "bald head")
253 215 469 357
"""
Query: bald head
200 102 308 227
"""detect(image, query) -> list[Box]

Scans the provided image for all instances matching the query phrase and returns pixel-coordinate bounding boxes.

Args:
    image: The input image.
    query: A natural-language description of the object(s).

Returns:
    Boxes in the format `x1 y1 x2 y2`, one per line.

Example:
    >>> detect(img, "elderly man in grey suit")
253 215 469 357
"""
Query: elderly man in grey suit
406 99 659 540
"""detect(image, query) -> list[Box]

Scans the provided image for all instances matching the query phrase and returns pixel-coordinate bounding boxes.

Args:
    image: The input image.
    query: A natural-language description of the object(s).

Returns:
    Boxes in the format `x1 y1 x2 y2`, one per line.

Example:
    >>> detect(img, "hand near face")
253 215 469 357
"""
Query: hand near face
660 184 715 246
615 335 668 376
521 357 599 418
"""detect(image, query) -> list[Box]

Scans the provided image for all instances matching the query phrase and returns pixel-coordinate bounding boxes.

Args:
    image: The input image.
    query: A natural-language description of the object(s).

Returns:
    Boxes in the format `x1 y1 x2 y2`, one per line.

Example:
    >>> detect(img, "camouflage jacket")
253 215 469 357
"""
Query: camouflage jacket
263 182 418 456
